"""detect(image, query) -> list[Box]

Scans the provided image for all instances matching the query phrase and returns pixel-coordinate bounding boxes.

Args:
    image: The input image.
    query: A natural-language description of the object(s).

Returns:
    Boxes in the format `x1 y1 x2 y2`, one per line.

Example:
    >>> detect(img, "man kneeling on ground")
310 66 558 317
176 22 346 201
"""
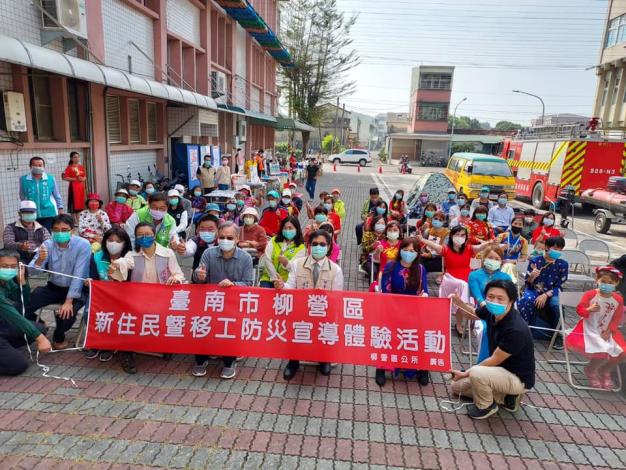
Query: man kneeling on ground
449 279 535 419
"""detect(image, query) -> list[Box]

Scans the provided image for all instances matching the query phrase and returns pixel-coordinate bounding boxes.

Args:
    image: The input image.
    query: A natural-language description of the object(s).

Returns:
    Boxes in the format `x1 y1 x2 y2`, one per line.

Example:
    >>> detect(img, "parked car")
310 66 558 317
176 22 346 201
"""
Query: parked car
329 149 372 166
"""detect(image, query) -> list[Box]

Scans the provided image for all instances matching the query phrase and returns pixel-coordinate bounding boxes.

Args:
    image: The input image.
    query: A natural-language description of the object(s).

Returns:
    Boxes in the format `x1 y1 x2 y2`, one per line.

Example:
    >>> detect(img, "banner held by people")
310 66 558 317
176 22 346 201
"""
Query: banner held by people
86 281 452 371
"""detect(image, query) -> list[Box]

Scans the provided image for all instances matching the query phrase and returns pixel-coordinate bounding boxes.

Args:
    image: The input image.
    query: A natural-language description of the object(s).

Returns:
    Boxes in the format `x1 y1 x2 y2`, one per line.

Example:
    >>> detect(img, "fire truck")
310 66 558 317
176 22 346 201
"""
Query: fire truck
500 137 626 208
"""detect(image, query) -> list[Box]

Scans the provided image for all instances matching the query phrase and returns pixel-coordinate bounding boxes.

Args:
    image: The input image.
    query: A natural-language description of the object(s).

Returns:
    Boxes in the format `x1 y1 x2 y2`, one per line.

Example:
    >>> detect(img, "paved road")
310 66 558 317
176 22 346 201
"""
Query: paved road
0 166 625 469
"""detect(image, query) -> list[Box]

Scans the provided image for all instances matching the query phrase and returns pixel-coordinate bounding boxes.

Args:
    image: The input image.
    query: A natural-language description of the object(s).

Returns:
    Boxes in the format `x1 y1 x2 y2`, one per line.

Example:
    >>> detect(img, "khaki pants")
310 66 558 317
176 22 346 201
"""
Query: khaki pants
450 366 526 409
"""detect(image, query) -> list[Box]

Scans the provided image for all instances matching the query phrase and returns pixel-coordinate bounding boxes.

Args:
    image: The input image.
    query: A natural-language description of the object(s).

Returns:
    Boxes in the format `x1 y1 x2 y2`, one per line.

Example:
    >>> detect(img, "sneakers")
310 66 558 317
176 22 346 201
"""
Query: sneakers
84 349 98 359
467 402 499 420
191 361 208 377
375 369 386 387
502 394 522 413
220 365 237 379
552 334 564 351
98 351 114 362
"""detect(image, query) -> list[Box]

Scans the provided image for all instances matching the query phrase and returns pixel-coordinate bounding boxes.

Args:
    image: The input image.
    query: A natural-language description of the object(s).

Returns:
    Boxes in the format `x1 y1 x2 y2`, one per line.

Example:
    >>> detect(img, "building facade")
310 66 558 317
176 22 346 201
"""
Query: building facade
593 0 626 129
0 0 288 231
408 66 454 134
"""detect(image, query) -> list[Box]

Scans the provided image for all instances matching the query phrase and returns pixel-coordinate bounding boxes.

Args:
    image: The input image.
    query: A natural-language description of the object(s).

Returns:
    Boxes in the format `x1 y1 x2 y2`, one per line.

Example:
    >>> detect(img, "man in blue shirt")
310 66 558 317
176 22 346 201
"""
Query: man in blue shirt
27 214 91 349
488 192 515 235
441 188 458 216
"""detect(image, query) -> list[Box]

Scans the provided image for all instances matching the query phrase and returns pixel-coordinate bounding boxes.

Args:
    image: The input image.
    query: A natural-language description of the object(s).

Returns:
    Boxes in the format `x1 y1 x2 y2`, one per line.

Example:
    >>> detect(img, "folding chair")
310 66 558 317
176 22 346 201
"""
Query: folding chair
406 218 419 238
560 228 578 248
578 239 611 265
559 250 595 289
546 290 622 392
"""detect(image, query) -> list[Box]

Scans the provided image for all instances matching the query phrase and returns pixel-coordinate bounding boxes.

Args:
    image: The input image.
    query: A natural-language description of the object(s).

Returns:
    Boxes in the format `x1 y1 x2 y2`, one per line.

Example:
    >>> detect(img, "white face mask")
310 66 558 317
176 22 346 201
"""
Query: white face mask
106 241 124 256
374 223 386 233
452 236 466 247
218 239 236 252
387 231 400 241
524 217 534 224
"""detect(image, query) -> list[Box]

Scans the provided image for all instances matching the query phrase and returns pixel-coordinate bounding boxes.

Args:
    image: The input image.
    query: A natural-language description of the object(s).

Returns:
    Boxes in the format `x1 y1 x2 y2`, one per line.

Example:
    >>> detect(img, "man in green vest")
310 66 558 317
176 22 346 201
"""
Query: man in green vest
19 156 64 232
124 192 178 248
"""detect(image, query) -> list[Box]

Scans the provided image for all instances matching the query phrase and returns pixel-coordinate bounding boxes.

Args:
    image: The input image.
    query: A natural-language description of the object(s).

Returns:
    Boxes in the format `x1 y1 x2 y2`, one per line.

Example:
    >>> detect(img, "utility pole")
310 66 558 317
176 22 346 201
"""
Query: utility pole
449 97 467 158
332 97 340 154
513 89 545 125
340 104 347 146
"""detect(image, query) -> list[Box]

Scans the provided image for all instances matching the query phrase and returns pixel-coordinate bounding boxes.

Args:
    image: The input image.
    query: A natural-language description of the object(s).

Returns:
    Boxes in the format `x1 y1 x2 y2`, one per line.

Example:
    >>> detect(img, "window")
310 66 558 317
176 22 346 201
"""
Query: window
606 15 626 48
419 73 452 90
447 157 457 170
472 161 513 177
106 95 121 143
147 102 157 143
128 99 140 143
602 75 610 106
67 79 88 141
29 72 53 140
613 75 621 105
417 103 448 121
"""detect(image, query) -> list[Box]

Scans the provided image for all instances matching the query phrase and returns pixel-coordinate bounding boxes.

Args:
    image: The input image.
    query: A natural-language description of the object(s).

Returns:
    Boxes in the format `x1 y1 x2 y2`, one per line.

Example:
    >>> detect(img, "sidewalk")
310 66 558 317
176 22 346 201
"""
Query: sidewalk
0 170 625 469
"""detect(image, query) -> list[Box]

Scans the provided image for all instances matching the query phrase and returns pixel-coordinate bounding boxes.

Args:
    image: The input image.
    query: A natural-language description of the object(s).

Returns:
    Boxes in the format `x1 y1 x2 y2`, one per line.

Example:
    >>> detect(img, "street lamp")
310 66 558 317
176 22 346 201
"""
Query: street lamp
512 89 545 126
449 97 467 158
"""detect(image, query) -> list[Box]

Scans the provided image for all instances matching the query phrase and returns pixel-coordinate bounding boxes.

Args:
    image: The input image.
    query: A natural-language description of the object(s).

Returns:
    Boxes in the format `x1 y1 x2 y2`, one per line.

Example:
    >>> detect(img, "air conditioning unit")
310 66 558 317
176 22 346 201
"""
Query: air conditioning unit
211 71 227 99
239 120 247 142
41 0 88 40
3 92 27 132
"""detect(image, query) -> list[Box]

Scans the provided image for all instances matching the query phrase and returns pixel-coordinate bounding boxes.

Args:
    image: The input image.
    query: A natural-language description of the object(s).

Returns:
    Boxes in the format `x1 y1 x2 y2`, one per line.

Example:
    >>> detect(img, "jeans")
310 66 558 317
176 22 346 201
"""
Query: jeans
0 318 46 376
25 282 85 343
218 184 230 190
305 179 317 199
37 217 55 232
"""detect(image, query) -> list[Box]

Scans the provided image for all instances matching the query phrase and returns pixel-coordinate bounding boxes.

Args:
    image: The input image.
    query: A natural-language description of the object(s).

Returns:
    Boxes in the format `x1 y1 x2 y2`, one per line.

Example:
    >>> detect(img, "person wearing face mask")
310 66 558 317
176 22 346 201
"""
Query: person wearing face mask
192 222 254 379
205 202 223 220
450 202 471 229
447 192 467 226
322 196 341 236
360 214 387 269
166 189 188 240
238 207 268 255
450 279 535 419
496 216 529 263
279 189 300 217
304 157 320 199
566 266 625 389
304 206 332 243
356 188 380 245
468 205 495 245
174 184 193 219
283 230 344 380
27 214 91 349
469 186 494 216
305 191 330 220
216 157 232 190
176 214 220 269
521 209 538 241
3 201 50 263
259 216 306 288
125 180 146 212
0 249 51 376
190 186 208 223
372 221 402 280
141 182 157 200
222 197 242 225
62 151 87 223
124 192 179 248
488 193 515 235
377 238 430 387
441 188 458 217
259 191 288 237
528 238 546 259
418 211 449 273
78 193 112 246
408 192 430 219
531 212 561 244
318 222 342 263
105 189 134 228
196 154 216 194
330 188 346 223
518 236 568 346
389 190 407 223
418 226 493 337
19 156 64 231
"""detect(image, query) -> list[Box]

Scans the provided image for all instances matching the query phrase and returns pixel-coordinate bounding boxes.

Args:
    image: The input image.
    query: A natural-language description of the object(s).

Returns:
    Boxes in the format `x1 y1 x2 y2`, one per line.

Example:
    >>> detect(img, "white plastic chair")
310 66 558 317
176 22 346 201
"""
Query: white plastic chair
559 250 595 288
578 239 611 265
546 290 622 392
561 228 578 248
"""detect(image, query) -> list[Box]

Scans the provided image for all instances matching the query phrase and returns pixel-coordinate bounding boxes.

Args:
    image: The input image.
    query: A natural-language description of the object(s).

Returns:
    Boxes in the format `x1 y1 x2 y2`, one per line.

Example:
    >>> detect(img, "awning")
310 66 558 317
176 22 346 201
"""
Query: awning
0 34 217 111
217 103 247 116
245 109 277 124
276 116 315 132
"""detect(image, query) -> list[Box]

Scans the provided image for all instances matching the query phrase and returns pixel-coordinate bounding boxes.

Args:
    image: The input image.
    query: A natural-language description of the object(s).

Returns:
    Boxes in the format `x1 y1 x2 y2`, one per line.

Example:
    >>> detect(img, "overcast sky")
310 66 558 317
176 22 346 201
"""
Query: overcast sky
335 0 608 126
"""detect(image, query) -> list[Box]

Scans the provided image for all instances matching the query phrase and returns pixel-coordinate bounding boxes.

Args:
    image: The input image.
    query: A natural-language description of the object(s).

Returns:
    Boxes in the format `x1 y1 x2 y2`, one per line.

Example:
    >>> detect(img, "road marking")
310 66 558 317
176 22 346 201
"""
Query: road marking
372 173 394 201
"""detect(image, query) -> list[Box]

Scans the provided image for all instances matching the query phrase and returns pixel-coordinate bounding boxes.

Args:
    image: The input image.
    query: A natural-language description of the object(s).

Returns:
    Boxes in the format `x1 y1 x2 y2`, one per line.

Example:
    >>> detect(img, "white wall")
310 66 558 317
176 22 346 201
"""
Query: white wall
166 0 200 47
233 25 247 108
102 0 155 79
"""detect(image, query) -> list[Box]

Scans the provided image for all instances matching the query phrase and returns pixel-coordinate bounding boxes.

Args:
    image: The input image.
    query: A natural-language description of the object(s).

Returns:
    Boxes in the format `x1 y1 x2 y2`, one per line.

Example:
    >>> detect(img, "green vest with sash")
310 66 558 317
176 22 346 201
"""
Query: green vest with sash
260 237 305 282
136 206 176 248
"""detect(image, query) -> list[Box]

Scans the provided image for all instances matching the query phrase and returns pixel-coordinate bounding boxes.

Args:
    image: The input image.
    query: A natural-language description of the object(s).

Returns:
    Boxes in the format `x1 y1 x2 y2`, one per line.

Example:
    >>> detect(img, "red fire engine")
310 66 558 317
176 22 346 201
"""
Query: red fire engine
500 137 625 208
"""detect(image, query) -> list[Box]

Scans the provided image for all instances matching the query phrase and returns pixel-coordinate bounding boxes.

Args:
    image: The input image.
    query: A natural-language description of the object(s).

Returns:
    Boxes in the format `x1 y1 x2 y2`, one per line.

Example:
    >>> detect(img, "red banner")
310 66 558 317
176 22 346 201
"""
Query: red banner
86 281 452 371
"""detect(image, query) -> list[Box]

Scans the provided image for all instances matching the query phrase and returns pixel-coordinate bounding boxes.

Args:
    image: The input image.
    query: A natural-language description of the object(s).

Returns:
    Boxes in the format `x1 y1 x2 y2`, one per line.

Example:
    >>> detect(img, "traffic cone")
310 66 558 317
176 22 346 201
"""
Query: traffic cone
357 165 361 173
378 165 383 174
333 163 336 172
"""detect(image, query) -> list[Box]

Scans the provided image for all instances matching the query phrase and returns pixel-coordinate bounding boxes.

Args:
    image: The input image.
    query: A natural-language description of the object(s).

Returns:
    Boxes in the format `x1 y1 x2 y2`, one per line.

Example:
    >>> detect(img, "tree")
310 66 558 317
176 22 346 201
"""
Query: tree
451 142 478 153
495 121 522 131
448 115 482 130
322 134 340 154
279 0 359 155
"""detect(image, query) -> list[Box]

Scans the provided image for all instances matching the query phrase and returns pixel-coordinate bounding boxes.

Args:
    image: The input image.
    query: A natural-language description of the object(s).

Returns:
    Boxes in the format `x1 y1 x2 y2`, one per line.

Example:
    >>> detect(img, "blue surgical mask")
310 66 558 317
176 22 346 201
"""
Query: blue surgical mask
146 187 155 195
548 249 562 260
432 219 444 228
498 198 507 205
475 213 486 221
394 193 403 200
236 200 245 207
311 245 327 260
269 200 277 208
21 213 37 222
315 214 328 224
486 301 507 316
448 194 456 200
128 189 138 196
169 198 179 206
136 236 155 248
52 231 71 244
599 283 616 294
400 250 418 264
480 191 489 198
198 231 216 243
424 210 435 218
282 229 297 240
544 218 555 227
460 209 470 217
457 198 466 205
0 268 18 281
115 196 127 204
226 203 236 211
376 207 386 215
323 203 333 211
194 191 202 197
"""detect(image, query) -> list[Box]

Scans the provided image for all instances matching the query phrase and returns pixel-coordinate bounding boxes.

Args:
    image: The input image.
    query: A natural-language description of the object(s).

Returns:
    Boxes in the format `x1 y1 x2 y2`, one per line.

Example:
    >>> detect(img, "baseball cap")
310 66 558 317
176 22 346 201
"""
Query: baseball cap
19 200 37 212
129 180 142 187
241 207 259 219
167 189 180 198
174 184 185 194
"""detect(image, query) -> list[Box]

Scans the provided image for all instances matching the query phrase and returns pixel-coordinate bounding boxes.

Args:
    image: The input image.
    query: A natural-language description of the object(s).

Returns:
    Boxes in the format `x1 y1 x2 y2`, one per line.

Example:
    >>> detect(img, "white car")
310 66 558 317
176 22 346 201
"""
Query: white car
330 149 372 166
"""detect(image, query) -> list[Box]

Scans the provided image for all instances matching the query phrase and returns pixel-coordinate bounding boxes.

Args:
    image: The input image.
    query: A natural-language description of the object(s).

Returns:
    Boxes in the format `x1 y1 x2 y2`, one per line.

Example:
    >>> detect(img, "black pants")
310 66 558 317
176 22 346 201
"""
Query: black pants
25 282 85 343
195 355 235 367
37 217 55 232
0 319 45 376
355 223 364 245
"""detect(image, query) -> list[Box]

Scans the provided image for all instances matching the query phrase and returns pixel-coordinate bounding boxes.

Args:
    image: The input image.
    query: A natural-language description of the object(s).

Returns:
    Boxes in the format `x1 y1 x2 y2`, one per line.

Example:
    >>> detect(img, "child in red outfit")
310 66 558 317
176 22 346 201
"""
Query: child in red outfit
566 266 625 389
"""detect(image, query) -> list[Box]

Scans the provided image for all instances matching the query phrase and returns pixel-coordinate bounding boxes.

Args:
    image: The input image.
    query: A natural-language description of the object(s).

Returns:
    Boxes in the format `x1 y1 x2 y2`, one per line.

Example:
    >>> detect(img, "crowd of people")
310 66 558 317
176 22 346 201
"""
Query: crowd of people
1 153 624 421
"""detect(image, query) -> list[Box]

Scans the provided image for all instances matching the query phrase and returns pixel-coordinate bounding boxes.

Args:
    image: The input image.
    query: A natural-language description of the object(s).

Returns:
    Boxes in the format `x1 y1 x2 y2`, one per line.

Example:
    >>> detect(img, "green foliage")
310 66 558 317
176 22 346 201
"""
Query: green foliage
275 142 290 154
451 142 478 154
322 134 340 154
495 121 523 131
378 146 387 163
448 115 482 129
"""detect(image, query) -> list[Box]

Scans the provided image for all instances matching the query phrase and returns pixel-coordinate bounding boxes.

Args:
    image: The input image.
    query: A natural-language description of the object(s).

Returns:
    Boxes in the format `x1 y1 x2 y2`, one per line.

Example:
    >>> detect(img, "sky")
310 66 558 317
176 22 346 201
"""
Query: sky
335 0 609 126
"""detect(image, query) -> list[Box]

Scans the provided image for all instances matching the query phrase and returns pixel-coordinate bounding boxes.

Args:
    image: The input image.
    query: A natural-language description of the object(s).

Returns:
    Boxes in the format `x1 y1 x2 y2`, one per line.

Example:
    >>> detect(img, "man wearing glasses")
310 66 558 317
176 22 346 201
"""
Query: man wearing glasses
192 221 254 379
283 229 344 380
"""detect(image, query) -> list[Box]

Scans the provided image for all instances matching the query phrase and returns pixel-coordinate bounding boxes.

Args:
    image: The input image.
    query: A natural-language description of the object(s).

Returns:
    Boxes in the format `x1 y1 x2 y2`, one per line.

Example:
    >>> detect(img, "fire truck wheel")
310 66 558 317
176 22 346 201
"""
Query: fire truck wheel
531 183 545 209
594 212 611 234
